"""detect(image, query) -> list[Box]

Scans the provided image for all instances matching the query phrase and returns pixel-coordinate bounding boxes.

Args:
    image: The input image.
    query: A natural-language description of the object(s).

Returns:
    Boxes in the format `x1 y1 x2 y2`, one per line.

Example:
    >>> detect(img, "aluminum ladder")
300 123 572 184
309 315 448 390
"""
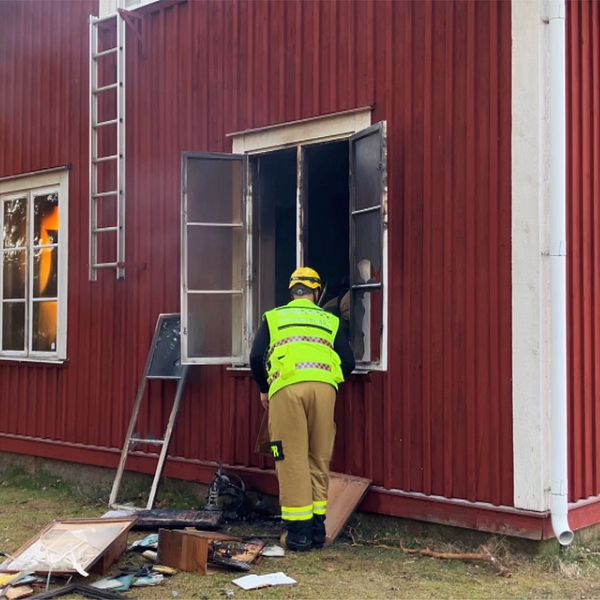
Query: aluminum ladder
109 315 190 510
89 11 126 280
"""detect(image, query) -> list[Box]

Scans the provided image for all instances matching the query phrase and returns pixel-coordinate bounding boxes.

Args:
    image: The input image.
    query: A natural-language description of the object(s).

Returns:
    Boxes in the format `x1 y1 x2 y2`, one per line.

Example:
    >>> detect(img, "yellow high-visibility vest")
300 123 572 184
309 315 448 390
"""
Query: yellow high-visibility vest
264 299 344 398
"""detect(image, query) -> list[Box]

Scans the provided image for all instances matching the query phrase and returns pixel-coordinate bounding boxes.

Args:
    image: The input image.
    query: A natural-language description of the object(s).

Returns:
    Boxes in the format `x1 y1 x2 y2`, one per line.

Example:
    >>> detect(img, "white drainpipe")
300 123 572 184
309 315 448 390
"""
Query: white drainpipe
547 0 574 546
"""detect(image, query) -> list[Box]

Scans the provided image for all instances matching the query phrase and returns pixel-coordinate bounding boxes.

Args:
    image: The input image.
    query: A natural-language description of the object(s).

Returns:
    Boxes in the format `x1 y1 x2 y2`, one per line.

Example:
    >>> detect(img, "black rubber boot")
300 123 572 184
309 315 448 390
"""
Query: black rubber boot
312 514 326 549
285 520 313 552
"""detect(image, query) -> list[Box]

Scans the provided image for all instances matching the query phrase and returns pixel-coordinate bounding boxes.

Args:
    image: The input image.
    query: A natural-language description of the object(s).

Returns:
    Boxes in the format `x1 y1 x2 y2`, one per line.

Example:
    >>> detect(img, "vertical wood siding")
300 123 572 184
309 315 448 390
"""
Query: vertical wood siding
567 0 600 502
0 1 513 508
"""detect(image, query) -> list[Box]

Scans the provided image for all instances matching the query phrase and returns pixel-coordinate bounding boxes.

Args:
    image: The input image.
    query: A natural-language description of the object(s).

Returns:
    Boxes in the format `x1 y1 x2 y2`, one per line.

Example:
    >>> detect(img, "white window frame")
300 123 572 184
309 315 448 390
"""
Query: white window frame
0 168 69 363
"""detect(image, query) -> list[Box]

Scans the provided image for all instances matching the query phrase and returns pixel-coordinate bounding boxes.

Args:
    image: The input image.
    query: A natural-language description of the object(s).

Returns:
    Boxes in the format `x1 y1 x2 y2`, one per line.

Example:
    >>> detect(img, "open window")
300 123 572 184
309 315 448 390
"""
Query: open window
181 118 387 371
181 153 249 364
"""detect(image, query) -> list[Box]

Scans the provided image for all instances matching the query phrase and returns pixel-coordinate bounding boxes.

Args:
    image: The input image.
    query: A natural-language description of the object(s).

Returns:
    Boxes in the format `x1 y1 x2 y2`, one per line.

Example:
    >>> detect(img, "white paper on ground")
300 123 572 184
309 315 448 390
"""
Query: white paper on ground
261 545 285 557
232 572 297 590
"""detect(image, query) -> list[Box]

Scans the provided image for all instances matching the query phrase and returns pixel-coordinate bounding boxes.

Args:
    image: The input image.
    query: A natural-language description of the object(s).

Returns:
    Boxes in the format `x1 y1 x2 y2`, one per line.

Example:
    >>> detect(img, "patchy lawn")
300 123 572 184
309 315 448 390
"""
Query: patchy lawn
1 469 600 599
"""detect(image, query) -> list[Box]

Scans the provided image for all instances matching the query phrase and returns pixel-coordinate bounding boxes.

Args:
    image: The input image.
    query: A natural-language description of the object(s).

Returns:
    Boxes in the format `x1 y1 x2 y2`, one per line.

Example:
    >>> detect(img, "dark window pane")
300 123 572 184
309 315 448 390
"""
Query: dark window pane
32 300 57 352
33 247 58 298
2 249 27 299
3 197 27 248
353 132 382 211
33 192 59 246
352 211 382 283
187 293 242 358
186 157 243 224
2 302 25 351
186 226 243 291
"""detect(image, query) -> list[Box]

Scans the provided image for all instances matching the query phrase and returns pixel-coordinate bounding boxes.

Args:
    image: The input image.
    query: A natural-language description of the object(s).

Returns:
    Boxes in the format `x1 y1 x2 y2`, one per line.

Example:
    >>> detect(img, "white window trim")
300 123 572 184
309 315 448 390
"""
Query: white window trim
98 0 161 18
230 108 373 154
0 169 69 363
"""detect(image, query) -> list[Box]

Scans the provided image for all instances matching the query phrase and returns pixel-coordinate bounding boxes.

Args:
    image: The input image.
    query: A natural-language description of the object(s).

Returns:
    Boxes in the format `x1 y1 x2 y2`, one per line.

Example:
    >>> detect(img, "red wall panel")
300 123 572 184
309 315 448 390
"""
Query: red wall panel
0 1 513 509
567 0 600 502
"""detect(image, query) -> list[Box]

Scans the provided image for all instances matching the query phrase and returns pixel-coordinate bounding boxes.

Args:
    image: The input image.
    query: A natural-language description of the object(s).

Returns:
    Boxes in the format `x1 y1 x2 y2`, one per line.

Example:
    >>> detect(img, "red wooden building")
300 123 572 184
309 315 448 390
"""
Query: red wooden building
0 0 598 543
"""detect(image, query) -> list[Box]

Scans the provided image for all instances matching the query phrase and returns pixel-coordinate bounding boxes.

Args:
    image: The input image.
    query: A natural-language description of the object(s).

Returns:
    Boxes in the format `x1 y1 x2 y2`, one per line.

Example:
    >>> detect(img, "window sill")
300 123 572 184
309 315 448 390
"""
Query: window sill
227 365 252 376
0 356 68 367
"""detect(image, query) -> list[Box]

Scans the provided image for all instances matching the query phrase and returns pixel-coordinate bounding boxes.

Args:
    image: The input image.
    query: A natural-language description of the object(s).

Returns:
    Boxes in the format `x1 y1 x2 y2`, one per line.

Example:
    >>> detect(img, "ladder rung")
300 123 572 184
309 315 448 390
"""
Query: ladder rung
93 226 119 234
129 438 165 446
93 190 119 198
110 504 145 513
93 82 119 94
94 154 119 163
93 262 120 269
93 47 118 59
94 118 119 128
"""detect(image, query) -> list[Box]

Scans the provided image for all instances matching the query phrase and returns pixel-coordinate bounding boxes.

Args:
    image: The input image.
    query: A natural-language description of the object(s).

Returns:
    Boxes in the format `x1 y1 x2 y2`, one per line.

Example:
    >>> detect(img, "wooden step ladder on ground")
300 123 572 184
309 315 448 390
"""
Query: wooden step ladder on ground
109 313 189 510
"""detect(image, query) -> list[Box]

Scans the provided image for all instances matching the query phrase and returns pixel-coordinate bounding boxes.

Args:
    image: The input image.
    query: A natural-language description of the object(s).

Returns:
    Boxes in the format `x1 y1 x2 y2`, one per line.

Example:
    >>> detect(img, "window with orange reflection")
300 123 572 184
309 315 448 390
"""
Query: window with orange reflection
1 190 61 356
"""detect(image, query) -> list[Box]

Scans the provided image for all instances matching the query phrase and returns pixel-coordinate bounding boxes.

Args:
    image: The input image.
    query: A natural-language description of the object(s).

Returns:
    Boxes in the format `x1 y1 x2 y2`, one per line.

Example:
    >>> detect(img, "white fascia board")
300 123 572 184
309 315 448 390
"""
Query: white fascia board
511 0 551 512
230 108 372 154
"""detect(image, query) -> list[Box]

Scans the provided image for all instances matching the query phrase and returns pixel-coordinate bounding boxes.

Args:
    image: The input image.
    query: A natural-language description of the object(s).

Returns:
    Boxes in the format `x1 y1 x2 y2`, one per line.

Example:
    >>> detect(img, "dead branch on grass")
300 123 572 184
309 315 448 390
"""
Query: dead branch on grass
399 545 512 578
345 527 511 578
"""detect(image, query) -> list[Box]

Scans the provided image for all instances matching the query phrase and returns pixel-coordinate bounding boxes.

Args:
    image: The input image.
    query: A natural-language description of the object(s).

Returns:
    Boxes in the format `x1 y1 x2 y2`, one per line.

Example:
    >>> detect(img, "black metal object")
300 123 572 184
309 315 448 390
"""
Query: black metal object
30 583 128 600
204 465 247 521
132 509 222 531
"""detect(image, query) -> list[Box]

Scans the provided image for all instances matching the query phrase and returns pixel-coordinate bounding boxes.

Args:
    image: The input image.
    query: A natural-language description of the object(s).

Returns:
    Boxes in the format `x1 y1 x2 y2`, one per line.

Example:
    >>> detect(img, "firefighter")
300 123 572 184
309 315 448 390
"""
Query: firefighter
250 267 355 551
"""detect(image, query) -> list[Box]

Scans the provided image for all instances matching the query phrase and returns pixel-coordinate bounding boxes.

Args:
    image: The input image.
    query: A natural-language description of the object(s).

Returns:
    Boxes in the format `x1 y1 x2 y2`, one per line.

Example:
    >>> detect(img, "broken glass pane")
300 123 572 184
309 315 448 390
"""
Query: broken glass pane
187 293 242 358
2 301 25 351
2 249 27 299
186 157 243 224
33 247 58 298
3 197 27 248
351 287 382 364
32 300 57 352
186 225 243 291
33 192 59 246
352 211 381 284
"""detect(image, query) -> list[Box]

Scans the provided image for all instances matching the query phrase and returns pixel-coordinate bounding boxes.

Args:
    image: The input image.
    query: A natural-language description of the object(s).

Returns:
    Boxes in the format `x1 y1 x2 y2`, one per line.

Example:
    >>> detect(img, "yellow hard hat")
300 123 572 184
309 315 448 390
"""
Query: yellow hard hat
289 267 322 290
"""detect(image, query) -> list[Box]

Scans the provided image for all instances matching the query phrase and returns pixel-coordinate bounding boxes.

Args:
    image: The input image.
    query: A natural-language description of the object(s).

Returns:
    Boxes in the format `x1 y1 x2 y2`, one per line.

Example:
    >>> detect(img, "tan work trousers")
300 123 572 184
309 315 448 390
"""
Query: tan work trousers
268 381 336 521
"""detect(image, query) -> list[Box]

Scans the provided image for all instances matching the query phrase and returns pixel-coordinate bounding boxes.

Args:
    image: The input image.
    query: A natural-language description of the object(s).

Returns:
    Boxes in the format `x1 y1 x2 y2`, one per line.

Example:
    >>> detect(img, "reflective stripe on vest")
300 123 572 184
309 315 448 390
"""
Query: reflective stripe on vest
264 299 343 397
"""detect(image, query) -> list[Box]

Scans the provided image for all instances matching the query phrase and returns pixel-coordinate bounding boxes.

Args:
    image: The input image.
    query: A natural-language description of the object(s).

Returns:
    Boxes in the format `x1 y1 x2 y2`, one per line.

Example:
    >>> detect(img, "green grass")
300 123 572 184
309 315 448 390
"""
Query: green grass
2 469 600 599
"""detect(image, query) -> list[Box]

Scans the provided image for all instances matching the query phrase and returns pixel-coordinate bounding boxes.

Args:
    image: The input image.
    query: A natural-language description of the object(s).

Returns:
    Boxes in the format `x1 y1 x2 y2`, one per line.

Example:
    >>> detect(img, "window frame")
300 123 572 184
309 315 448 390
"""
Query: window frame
0 168 69 363
180 152 249 366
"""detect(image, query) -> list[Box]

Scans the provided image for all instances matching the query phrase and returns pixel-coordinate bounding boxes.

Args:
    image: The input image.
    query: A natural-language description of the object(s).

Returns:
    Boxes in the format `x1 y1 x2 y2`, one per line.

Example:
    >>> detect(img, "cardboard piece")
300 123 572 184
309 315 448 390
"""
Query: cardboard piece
0 519 135 576
5 586 34 600
325 472 371 545
157 529 209 575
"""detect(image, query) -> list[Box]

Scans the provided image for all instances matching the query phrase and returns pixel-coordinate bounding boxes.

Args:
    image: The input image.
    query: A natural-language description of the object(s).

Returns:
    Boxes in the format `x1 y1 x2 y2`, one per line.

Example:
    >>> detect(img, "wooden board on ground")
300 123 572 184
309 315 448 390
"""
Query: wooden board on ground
158 529 209 575
326 473 371 545
183 529 241 543
0 518 135 575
